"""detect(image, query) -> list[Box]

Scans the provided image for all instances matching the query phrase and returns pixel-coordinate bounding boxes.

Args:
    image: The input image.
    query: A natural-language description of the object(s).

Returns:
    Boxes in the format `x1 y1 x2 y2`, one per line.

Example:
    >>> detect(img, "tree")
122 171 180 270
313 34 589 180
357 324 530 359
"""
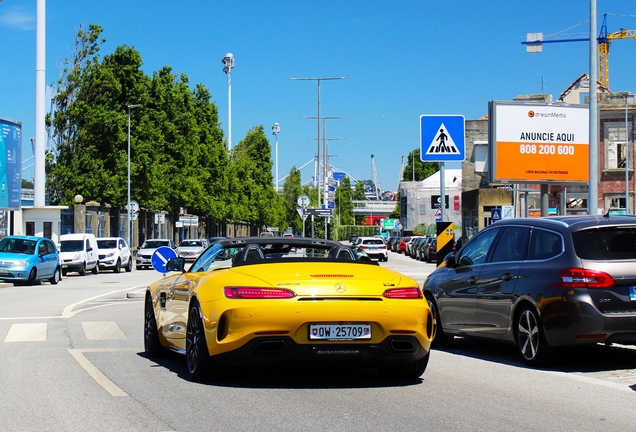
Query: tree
281 166 303 234
335 177 354 225
230 126 285 228
353 181 367 224
402 148 439 182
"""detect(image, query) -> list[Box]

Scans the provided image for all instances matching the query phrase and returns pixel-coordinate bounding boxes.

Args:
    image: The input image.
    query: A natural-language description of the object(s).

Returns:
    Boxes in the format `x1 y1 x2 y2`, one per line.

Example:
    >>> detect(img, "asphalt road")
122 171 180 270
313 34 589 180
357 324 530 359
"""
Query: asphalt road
1 252 636 431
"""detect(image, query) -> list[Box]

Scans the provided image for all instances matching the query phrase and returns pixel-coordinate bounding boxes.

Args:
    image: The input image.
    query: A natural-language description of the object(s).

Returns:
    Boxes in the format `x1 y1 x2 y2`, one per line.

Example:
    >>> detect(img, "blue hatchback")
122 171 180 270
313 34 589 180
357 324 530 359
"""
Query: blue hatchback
0 236 62 285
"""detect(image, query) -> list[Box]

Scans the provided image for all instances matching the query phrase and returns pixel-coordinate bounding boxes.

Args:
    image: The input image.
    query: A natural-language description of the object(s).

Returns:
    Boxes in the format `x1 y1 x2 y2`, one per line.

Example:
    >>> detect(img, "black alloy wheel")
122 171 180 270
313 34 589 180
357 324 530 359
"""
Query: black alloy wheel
114 259 121 273
92 264 99 275
186 302 211 381
144 294 163 357
427 296 454 347
516 305 552 367
79 263 86 276
126 259 133 272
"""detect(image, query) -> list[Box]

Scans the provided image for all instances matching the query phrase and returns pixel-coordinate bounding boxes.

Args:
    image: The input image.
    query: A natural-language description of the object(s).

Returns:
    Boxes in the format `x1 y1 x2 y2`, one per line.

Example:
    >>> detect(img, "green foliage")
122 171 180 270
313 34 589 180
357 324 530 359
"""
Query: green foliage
402 148 439 182
281 166 303 234
335 177 354 225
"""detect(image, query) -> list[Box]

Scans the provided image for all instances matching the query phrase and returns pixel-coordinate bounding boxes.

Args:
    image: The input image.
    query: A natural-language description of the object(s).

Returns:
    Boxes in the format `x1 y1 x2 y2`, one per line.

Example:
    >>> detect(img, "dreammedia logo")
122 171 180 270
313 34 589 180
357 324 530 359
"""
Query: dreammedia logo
528 110 566 119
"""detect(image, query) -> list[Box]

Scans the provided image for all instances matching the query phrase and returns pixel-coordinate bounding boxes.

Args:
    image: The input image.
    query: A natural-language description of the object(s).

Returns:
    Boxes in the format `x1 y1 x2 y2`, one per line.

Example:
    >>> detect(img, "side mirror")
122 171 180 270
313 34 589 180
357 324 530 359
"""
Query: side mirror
166 257 186 272
443 252 456 268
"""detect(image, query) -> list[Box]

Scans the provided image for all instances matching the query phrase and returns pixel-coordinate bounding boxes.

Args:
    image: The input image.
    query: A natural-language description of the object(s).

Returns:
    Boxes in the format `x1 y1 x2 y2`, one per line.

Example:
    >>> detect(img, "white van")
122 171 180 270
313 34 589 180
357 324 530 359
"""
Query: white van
59 233 99 276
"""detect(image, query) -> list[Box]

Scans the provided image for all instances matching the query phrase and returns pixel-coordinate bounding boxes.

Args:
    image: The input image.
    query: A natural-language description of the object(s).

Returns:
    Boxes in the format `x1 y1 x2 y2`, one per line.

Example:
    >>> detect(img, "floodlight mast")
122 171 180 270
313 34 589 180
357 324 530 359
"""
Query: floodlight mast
222 53 235 151
272 122 280 191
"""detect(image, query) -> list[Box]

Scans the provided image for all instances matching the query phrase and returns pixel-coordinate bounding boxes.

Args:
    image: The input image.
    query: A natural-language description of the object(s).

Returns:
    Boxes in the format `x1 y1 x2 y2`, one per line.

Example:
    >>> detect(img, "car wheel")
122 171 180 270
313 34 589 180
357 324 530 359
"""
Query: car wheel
515 305 552 367
79 263 86 276
92 264 99 275
62 269 68 277
186 301 211 381
25 268 37 286
49 267 61 285
114 259 121 273
126 259 133 272
426 295 454 347
379 352 429 379
144 294 164 357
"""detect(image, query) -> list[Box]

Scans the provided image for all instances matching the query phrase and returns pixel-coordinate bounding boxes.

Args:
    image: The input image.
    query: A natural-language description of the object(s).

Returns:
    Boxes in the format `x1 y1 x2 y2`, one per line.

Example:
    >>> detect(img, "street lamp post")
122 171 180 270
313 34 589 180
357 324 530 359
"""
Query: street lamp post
272 122 280 191
222 53 235 151
127 104 142 250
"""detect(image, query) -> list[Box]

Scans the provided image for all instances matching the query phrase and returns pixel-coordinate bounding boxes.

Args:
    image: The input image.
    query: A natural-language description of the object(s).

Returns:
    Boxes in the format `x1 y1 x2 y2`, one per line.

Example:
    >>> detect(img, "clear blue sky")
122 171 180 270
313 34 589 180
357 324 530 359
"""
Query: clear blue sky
2 1 636 193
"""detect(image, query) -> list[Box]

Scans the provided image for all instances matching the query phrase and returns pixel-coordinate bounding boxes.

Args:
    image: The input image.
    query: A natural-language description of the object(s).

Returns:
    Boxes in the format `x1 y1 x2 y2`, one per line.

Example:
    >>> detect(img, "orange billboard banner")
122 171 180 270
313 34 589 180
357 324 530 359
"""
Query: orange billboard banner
495 141 589 182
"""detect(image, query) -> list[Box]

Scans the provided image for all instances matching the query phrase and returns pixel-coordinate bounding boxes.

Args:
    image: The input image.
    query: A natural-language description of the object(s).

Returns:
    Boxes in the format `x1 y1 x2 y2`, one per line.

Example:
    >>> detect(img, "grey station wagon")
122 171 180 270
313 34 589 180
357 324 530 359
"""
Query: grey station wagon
423 215 636 366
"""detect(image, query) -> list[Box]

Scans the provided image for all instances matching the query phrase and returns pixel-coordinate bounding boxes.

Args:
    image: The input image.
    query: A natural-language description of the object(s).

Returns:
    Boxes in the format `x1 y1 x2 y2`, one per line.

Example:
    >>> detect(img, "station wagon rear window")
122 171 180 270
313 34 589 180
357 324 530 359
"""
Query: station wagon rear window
572 227 636 260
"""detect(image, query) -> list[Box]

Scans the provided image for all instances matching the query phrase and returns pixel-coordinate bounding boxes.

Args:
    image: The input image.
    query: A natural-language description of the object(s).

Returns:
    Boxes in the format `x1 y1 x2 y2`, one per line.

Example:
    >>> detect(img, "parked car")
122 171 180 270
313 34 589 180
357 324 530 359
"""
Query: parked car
0 235 61 285
59 233 99 276
405 236 423 257
423 238 437 263
144 237 432 381
390 237 403 253
423 215 636 367
397 237 411 254
136 238 177 270
177 239 209 262
355 236 388 262
97 237 133 273
409 237 425 259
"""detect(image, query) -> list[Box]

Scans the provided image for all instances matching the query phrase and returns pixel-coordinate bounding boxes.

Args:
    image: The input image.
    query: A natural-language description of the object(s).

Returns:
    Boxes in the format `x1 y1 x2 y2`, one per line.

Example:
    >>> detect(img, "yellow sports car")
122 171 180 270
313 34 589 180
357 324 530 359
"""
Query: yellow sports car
144 237 433 381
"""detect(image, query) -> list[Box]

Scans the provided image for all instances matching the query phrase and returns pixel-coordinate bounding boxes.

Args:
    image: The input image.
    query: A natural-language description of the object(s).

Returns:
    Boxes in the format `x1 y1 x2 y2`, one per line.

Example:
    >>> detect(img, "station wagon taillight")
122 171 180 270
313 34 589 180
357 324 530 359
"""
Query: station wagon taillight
224 287 296 299
552 268 615 289
383 288 423 299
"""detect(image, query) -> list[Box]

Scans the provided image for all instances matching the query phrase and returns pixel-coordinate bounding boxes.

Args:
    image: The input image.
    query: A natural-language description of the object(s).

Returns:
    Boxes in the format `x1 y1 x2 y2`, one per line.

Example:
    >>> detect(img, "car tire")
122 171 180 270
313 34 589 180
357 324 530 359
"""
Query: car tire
144 294 164 357
114 259 121 273
427 296 454 347
186 301 211 381
126 259 133 272
26 268 37 286
379 352 429 379
92 264 99 275
49 267 61 285
62 269 68 277
79 263 86 276
515 305 553 367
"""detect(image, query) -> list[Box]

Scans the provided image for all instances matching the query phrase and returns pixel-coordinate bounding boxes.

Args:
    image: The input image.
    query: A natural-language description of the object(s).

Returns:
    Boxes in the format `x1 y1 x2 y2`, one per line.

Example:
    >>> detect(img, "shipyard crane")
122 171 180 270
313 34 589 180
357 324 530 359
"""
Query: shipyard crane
523 14 636 89
370 154 382 200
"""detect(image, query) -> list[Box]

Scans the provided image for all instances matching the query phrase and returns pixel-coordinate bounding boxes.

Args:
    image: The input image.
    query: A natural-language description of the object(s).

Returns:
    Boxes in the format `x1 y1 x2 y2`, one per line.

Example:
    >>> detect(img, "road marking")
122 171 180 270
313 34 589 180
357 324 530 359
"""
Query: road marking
4 323 47 342
82 322 128 340
68 348 136 397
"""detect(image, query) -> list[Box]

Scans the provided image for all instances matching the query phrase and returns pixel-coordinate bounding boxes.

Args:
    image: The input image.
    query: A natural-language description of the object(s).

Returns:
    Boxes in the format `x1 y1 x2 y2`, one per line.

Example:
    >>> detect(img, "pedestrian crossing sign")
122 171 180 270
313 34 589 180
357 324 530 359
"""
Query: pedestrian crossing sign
420 115 465 162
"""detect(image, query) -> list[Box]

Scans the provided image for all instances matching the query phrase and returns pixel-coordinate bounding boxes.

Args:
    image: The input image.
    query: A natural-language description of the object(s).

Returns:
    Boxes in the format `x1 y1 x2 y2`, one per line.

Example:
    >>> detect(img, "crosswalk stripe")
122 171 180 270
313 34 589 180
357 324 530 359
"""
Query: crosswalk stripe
82 322 128 340
4 323 47 342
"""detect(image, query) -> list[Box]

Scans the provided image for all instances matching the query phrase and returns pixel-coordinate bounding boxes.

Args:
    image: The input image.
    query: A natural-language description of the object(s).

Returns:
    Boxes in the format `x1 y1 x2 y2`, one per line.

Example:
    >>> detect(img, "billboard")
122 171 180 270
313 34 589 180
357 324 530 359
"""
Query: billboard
0 117 22 210
488 102 589 184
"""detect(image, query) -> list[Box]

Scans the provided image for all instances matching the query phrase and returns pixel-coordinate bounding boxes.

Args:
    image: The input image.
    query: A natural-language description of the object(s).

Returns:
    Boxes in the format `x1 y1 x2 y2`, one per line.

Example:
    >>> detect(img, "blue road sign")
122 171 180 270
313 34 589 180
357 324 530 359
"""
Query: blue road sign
152 246 178 273
491 208 502 222
420 115 465 162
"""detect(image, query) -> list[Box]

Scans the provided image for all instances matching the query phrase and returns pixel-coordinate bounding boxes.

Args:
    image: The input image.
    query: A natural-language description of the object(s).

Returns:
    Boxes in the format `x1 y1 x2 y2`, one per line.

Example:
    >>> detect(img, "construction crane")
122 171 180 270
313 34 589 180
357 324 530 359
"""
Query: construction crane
523 14 636 89
396 155 405 193
370 154 382 200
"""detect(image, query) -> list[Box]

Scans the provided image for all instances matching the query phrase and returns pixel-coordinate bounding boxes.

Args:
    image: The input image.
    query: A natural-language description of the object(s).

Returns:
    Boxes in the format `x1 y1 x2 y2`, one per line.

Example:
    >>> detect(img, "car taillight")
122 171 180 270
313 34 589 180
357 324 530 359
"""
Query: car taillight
551 268 615 289
224 287 296 299
383 288 423 299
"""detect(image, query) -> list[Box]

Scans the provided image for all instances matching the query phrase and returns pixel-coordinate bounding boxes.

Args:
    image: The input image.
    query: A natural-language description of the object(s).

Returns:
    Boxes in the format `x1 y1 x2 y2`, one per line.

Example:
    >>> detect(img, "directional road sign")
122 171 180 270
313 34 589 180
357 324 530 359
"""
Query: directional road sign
152 246 178 273
420 115 465 162
303 208 333 217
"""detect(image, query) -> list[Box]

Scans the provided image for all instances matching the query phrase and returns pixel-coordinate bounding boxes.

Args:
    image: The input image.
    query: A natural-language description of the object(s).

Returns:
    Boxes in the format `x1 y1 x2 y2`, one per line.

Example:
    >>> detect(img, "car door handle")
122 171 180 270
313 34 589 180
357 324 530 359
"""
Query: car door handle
468 276 477 284
502 273 513 281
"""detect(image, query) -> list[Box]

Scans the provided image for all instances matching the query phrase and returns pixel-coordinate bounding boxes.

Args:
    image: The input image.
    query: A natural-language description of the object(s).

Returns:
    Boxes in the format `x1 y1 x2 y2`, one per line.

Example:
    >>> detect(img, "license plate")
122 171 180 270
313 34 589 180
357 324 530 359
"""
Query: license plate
0 269 8 274
309 324 371 340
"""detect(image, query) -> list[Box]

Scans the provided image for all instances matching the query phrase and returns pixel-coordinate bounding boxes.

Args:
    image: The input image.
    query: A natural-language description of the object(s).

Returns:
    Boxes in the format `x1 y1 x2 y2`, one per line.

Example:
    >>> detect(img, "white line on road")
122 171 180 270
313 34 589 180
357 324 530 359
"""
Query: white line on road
68 348 137 397
4 323 47 342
